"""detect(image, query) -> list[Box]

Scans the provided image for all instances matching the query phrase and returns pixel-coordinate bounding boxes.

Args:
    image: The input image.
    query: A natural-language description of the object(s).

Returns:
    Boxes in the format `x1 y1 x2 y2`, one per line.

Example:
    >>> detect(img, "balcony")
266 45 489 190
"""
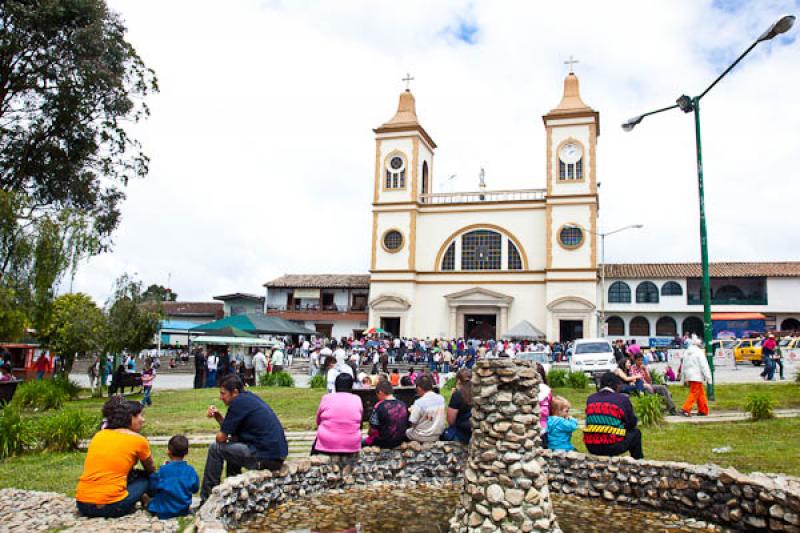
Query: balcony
266 304 368 321
418 188 546 205
687 296 768 306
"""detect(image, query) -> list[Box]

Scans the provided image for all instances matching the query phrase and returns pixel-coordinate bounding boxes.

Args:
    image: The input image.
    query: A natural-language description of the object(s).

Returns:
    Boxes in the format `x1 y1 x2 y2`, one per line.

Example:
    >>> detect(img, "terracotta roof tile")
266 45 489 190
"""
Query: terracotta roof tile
605 262 800 279
161 301 224 317
264 274 370 289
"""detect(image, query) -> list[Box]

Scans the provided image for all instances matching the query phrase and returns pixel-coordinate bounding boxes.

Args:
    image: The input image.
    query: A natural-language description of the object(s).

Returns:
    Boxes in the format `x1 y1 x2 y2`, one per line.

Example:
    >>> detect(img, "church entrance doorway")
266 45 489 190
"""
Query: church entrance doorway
465 314 497 340
380 317 401 337
559 320 583 343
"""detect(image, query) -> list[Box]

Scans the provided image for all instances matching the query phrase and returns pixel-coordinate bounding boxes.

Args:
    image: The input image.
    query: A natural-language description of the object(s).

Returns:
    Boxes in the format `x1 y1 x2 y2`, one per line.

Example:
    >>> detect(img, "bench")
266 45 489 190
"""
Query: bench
0 379 21 404
109 372 143 395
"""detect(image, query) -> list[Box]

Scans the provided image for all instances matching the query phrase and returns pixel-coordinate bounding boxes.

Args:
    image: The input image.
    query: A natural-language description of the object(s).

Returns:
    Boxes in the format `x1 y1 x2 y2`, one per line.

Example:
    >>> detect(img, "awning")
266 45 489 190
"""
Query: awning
191 313 317 336
190 336 278 346
501 320 546 340
711 313 766 320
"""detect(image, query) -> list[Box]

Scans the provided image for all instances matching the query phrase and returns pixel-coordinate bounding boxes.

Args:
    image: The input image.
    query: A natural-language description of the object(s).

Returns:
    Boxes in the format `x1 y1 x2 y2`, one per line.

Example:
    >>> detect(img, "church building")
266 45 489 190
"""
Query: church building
367 72 600 341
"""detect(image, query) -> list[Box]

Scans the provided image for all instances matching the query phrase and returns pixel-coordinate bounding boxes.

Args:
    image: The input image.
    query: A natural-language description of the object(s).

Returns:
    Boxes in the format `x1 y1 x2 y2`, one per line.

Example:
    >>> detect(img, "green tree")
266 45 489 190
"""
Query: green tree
141 284 177 302
105 274 160 362
41 293 106 374
0 0 158 338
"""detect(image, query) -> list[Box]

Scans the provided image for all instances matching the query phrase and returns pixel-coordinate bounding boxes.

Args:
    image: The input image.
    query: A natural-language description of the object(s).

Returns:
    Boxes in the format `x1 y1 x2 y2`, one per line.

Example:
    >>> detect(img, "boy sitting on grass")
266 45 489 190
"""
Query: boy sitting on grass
147 435 199 519
546 396 578 452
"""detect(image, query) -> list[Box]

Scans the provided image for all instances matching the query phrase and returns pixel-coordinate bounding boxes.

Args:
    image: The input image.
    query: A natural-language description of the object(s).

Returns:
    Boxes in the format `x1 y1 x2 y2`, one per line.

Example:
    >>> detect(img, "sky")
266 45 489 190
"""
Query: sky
71 0 800 304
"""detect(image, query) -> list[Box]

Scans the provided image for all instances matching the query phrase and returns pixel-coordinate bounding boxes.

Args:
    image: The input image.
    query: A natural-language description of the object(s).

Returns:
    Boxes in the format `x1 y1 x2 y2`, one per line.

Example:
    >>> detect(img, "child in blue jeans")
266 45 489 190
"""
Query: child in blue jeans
546 396 578 452
147 435 199 519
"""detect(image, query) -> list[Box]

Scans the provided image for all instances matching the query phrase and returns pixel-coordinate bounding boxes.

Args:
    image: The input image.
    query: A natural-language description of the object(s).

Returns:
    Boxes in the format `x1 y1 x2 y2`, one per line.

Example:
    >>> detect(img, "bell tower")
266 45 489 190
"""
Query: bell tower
370 84 436 272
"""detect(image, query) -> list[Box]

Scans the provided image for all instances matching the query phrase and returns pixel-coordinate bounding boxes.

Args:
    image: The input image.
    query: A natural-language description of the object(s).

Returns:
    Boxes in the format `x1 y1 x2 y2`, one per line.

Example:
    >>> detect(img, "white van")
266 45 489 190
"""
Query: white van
569 338 616 376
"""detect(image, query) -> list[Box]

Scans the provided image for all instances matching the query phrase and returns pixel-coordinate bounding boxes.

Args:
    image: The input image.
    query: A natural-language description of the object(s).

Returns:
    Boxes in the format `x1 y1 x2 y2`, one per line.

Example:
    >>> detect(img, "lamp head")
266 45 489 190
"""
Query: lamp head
676 94 694 113
758 15 795 42
632 224 644 229
621 115 643 132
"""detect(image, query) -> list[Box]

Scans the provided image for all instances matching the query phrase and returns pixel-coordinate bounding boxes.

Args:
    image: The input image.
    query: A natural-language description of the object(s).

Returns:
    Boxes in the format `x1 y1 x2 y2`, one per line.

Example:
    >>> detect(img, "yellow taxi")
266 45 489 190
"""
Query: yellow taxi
778 337 800 351
733 338 762 365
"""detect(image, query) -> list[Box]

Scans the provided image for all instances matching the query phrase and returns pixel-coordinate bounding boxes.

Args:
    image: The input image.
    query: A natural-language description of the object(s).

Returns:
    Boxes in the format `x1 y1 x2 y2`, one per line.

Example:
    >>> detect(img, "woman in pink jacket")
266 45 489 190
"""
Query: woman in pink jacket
312 373 363 455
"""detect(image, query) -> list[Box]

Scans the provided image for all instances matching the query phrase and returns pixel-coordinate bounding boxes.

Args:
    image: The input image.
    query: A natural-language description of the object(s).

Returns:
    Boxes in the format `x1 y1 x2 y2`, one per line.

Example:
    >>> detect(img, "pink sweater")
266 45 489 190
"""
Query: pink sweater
315 392 363 453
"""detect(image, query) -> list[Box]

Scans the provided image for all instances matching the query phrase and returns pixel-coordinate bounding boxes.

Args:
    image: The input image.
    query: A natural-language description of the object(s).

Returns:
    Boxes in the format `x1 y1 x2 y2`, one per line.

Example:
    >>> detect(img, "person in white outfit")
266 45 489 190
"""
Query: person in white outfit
680 335 712 417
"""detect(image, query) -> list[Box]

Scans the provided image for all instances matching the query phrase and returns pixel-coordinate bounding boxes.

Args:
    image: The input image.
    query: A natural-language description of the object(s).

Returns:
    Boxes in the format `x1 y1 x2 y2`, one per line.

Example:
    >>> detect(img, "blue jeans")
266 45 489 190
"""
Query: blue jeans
622 379 645 395
76 474 149 518
442 426 471 444
206 370 217 387
142 386 152 406
763 356 776 380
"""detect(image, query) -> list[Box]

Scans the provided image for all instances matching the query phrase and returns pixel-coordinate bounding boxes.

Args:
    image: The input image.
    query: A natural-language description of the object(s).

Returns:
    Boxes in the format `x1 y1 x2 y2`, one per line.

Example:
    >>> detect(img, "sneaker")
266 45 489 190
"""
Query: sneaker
682 411 691 417
669 408 677 416
697 412 708 417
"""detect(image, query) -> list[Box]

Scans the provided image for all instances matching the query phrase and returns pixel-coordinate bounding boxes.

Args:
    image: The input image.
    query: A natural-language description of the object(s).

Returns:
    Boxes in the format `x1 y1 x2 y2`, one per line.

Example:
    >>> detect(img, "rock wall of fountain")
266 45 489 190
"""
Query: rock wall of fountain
450 359 559 533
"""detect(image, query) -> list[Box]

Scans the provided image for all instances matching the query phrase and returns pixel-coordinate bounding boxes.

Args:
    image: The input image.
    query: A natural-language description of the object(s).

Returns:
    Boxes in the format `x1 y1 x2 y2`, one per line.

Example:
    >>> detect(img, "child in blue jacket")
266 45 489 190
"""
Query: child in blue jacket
547 396 578 452
148 435 199 519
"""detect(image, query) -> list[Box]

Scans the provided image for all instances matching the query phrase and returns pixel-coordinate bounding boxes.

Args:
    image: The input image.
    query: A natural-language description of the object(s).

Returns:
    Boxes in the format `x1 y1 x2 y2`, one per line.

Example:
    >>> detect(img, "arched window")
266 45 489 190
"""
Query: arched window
630 316 650 336
715 285 745 301
636 282 659 303
682 316 704 338
661 281 683 296
781 318 800 331
558 141 584 181
441 242 455 271
656 316 677 337
608 281 631 303
421 161 429 196
606 316 625 336
461 230 502 270
385 154 406 189
508 241 522 270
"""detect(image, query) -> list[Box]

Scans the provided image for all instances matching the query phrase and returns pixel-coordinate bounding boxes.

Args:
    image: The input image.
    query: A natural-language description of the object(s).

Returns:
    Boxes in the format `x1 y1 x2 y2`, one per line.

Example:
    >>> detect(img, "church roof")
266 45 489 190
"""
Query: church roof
374 89 437 148
264 274 371 289
548 72 594 115
605 262 800 279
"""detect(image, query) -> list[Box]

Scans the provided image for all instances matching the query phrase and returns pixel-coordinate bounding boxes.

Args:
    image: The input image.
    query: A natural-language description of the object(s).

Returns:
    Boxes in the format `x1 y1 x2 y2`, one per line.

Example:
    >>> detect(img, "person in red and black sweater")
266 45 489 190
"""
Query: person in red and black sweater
583 372 643 459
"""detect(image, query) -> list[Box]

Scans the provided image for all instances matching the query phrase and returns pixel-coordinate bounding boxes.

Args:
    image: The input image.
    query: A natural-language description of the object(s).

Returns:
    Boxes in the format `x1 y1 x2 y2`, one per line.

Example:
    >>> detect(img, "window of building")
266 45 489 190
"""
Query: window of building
661 281 683 296
682 316 704 338
558 225 584 249
385 155 406 189
630 316 650 336
461 230 502 270
441 242 455 271
382 230 403 252
608 281 631 303
636 281 659 303
508 241 522 270
656 316 677 336
606 316 625 336
558 141 584 181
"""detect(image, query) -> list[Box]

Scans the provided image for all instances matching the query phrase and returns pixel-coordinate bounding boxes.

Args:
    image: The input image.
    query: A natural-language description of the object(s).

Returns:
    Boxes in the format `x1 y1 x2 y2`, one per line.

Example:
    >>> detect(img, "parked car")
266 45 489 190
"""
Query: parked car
778 337 800 350
514 351 551 374
733 338 762 365
569 338 616 376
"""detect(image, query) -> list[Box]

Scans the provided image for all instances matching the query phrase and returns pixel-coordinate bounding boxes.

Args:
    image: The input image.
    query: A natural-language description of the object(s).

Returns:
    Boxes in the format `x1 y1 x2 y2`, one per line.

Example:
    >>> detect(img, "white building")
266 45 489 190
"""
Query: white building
367 72 599 341
601 262 800 345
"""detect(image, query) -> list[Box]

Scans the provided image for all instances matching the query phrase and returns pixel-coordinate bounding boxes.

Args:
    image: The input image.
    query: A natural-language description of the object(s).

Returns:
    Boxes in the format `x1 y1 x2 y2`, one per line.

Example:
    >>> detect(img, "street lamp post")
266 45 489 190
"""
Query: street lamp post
622 15 795 402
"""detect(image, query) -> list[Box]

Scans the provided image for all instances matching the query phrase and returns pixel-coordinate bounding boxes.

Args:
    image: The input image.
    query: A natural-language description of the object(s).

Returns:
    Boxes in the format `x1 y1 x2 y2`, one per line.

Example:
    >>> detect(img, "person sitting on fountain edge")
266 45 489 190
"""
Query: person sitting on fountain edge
200 375 288 503
583 372 643 460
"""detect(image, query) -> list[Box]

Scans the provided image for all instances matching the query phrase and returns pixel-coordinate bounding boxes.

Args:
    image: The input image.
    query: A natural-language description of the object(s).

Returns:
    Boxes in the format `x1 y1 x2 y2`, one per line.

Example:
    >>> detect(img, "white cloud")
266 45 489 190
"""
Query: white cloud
71 0 800 302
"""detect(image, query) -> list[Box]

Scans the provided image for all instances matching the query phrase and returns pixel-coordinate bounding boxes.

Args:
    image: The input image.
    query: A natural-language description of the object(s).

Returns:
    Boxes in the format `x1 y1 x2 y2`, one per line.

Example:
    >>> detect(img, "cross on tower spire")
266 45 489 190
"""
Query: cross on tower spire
402 72 415 91
564 55 579 73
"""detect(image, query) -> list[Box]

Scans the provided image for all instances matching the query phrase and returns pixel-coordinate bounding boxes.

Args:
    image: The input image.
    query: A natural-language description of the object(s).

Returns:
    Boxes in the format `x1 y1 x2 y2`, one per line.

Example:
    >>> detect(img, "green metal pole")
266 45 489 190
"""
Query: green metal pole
692 97 715 401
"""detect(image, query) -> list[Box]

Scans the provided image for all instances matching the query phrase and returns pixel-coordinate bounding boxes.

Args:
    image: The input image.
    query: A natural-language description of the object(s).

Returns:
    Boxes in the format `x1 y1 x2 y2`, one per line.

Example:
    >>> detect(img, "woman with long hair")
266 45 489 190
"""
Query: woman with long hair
76 396 155 517
442 368 473 444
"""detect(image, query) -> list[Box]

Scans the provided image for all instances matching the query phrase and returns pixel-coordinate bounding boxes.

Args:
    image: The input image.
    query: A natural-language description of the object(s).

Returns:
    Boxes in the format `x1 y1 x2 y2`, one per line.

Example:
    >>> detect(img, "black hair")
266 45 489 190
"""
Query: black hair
103 396 143 429
334 372 354 392
400 376 413 386
416 373 434 392
600 372 622 390
376 380 393 396
168 435 190 458
535 363 548 385
392 368 399 374
220 374 244 393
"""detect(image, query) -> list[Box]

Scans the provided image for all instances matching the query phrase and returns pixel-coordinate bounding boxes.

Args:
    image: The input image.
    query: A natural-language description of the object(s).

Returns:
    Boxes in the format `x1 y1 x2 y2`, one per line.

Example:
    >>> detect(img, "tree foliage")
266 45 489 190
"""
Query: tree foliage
141 283 177 302
41 292 106 373
0 0 157 339
105 274 159 357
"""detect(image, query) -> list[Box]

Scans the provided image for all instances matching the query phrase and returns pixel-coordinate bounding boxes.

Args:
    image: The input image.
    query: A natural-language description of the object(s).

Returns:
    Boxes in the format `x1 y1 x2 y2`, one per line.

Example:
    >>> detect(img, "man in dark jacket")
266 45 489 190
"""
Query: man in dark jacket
193 350 206 389
583 372 643 459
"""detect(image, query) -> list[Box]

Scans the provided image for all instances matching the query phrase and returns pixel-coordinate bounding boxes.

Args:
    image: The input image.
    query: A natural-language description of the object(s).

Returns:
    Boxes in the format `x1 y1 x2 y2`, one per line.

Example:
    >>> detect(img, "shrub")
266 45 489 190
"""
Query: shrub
259 371 295 387
547 369 569 388
51 376 83 400
11 380 68 411
649 369 664 386
634 394 665 428
442 375 457 391
744 393 775 421
0 406 35 459
35 409 100 452
567 371 589 390
309 374 327 389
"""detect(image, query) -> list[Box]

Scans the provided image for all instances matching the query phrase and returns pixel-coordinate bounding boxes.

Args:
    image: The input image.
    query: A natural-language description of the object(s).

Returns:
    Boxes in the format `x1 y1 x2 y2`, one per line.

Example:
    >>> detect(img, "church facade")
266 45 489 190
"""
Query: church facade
367 73 600 341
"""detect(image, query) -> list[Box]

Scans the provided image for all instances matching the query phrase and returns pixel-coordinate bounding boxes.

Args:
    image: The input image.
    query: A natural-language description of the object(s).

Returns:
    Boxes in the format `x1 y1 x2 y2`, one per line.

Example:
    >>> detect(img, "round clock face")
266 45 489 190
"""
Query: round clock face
559 143 583 164
390 157 404 170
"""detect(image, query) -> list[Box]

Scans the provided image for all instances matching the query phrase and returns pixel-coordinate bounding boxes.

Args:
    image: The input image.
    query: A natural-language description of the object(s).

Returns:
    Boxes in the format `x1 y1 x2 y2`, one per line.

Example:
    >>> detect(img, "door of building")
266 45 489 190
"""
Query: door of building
380 317 400 337
559 320 583 343
314 323 333 338
464 314 497 340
